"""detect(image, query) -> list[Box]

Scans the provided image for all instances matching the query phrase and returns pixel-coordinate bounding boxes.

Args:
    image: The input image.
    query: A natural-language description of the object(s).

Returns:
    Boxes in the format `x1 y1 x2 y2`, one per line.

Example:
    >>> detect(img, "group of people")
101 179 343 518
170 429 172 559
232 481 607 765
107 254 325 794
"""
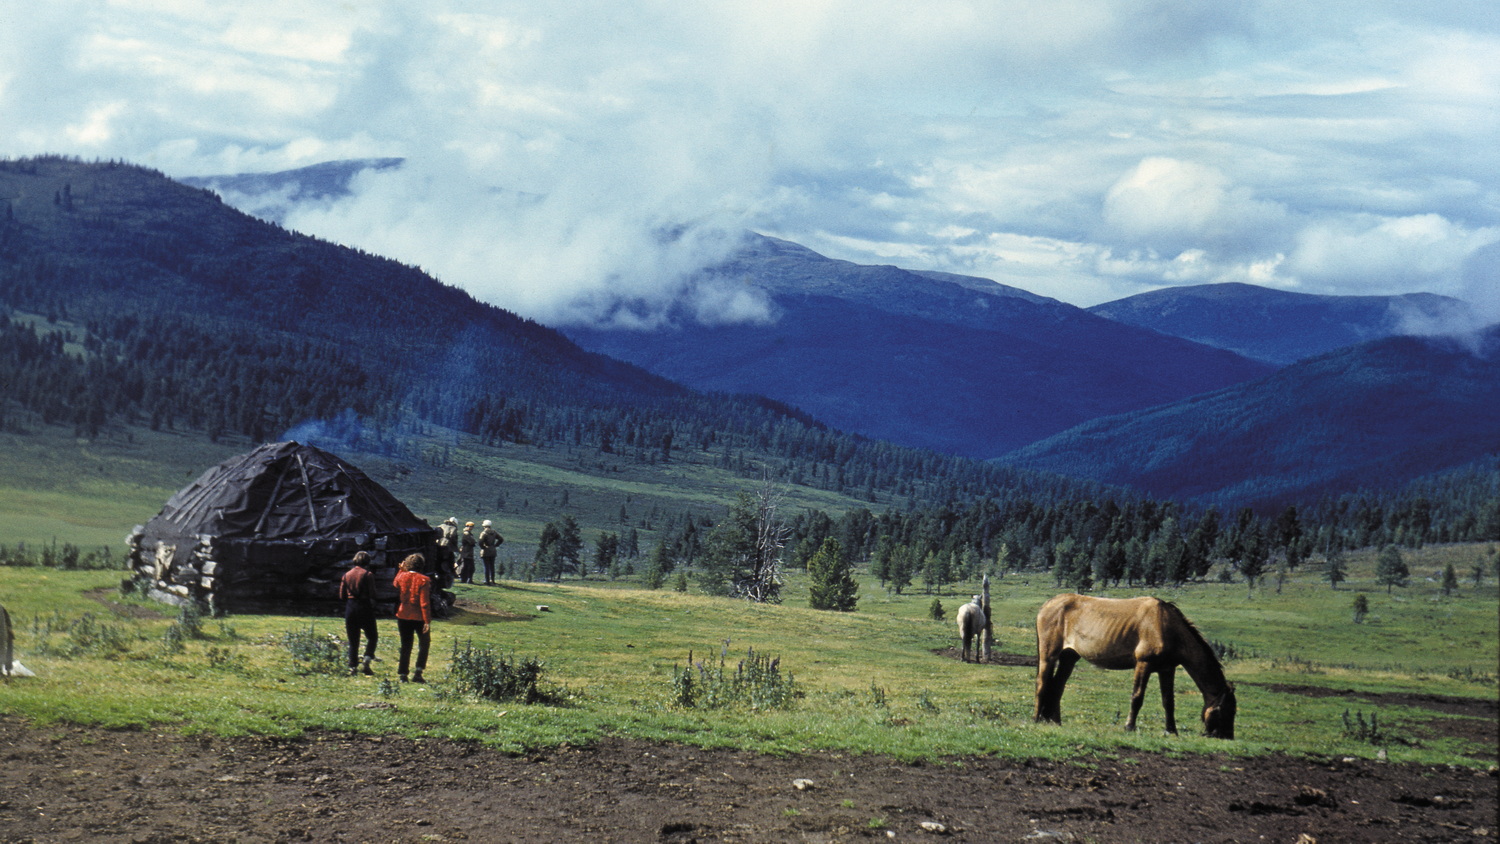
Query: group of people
338 550 433 683
437 516 505 585
337 517 506 683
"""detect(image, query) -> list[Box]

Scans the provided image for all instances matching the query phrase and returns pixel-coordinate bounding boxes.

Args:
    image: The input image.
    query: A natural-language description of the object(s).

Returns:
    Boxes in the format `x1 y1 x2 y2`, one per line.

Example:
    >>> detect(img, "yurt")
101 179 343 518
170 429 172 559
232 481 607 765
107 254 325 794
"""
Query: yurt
128 441 444 613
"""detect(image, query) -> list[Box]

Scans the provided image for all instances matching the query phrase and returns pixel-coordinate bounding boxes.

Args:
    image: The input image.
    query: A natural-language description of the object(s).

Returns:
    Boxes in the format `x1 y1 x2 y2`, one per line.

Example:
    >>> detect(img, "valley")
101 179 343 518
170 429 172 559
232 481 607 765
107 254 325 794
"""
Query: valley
1 155 1496 842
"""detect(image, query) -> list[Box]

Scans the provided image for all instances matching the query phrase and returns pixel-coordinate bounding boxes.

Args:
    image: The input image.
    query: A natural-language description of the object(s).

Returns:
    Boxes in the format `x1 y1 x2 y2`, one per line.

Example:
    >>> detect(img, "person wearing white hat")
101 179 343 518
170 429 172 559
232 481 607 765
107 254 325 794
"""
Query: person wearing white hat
458 521 477 583
436 516 460 582
478 519 505 585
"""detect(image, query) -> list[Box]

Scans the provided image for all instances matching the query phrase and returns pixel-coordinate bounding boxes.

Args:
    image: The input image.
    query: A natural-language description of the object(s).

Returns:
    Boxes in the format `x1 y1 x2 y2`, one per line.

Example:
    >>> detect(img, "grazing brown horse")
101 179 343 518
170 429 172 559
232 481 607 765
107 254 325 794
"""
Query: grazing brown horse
957 596 986 663
1034 594 1236 739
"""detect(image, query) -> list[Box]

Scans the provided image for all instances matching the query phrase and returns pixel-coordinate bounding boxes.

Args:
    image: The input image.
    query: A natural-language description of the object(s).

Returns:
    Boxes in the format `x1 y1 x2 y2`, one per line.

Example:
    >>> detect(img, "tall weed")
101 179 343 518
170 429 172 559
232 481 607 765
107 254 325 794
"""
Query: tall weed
447 639 561 704
278 625 345 675
669 644 798 710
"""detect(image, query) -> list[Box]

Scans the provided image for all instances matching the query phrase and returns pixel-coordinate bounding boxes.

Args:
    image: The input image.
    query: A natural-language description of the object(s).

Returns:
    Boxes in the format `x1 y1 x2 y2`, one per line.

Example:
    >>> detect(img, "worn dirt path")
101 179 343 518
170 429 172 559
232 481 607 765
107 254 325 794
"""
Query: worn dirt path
2 714 1496 843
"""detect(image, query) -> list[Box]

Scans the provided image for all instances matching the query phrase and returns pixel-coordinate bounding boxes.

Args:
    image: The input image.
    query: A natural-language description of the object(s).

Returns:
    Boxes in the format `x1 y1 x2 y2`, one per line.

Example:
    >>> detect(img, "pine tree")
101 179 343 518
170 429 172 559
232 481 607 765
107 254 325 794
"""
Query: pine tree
534 522 562 581
643 542 670 590
557 515 583 577
807 537 859 611
1375 545 1409 593
592 532 618 576
889 544 915 595
1235 524 1269 596
1324 548 1347 590
1441 563 1458 596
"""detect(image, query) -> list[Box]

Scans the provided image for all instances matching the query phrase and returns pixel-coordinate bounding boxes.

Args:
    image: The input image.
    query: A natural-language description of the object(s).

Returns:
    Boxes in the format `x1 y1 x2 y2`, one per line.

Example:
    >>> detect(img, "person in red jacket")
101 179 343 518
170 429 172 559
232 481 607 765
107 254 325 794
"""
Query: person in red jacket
393 553 432 683
339 551 378 676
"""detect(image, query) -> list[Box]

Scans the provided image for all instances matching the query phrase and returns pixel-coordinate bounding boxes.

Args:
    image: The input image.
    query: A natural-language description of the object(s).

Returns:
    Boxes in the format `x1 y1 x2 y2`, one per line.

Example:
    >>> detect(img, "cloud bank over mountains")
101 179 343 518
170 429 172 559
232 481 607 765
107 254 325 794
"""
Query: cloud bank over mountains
3 1 1497 324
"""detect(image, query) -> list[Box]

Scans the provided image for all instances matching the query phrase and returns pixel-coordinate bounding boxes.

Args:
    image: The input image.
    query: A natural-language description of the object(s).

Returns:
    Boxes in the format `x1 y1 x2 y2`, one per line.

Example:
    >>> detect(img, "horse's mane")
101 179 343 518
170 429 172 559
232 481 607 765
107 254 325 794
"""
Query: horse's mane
1157 600 1222 667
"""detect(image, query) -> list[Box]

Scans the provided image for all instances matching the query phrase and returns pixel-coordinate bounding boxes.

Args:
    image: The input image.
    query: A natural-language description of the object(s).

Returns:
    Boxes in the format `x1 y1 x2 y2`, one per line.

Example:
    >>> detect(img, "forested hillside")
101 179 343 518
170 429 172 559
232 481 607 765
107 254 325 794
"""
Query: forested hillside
0 156 1096 510
1000 328 1500 512
183 159 1275 459
565 234 1274 457
3 155 1494 586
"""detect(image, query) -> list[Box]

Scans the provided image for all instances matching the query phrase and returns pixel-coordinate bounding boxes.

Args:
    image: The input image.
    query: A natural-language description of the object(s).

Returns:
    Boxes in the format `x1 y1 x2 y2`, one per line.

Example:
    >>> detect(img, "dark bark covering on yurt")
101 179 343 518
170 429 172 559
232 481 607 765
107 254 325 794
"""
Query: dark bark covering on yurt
128 441 446 614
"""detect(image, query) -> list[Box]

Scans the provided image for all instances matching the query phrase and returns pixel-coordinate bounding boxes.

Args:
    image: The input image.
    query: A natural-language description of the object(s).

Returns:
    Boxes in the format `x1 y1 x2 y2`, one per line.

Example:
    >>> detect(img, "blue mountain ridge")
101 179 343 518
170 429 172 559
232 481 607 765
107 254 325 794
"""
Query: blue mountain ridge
998 326 1500 511
564 234 1275 458
183 158 1492 506
1088 282 1480 366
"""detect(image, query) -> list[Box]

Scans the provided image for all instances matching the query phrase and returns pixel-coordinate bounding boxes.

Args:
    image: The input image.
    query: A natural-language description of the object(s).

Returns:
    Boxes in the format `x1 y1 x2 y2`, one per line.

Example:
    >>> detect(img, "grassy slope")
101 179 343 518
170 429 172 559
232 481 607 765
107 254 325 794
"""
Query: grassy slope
2 425 1495 766
0 422 864 557
1 546 1494 767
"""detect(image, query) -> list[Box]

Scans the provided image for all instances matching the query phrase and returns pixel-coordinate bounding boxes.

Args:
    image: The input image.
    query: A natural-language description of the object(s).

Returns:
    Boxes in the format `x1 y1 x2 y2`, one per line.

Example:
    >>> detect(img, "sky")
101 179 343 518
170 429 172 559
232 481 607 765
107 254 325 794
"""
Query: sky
3 1 1498 327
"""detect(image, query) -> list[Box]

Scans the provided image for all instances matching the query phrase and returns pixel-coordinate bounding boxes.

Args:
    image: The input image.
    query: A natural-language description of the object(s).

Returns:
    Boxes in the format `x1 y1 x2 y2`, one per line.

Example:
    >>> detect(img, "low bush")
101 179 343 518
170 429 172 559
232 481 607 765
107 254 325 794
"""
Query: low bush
669 644 798 710
279 624 345 675
32 611 133 657
0 542 120 570
447 639 561 704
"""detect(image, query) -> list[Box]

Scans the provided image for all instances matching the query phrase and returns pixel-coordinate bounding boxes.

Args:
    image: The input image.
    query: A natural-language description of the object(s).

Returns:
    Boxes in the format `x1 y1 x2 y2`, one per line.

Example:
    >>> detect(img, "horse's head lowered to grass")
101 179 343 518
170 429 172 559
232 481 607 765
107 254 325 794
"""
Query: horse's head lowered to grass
1034 594 1239 740
1202 684 1236 739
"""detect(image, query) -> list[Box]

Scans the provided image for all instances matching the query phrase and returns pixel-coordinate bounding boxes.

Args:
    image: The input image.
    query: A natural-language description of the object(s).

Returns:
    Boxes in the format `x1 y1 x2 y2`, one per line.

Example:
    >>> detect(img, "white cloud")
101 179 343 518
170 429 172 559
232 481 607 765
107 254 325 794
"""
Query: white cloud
1102 157 1290 254
1287 213 1500 293
2 1 1497 315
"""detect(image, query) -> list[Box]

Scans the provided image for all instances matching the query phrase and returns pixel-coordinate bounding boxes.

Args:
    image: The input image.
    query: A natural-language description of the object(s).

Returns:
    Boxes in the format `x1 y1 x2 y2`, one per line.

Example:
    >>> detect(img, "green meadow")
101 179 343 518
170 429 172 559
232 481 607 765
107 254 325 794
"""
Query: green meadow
1 425 1495 767
1 552 1494 767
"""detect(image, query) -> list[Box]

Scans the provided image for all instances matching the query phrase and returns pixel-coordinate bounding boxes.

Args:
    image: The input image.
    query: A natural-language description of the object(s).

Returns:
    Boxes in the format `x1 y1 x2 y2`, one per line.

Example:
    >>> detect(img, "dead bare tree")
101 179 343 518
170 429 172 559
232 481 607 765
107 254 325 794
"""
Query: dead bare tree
731 478 789 604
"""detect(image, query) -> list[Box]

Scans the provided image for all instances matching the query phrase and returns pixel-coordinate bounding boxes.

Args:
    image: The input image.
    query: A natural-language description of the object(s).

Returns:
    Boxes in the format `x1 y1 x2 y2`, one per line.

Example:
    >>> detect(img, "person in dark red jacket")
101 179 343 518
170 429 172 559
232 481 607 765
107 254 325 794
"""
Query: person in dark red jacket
393 553 433 683
339 551 378 676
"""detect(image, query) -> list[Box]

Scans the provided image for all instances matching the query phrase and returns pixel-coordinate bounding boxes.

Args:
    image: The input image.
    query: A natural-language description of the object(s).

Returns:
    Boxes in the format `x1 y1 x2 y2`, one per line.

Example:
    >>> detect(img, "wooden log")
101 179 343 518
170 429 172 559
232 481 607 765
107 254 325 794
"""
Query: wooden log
981 573 994 660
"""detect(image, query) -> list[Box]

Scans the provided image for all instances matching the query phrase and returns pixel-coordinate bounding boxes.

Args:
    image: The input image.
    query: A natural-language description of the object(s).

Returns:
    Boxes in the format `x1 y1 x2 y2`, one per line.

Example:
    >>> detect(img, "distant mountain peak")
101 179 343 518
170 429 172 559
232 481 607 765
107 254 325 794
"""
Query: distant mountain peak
566 233 1274 458
1090 282 1479 366
735 233 1056 307
1000 325 1500 511
180 158 405 223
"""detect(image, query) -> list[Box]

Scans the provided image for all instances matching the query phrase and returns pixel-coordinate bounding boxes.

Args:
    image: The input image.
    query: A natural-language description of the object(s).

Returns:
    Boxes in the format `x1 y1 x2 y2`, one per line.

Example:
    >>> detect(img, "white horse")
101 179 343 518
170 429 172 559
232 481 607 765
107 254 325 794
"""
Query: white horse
957 596 986 663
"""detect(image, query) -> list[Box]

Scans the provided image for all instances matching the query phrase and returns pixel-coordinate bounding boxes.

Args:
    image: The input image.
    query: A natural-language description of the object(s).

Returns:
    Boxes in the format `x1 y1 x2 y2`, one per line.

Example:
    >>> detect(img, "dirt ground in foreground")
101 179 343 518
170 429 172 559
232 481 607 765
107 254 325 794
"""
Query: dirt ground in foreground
2 710 1496 844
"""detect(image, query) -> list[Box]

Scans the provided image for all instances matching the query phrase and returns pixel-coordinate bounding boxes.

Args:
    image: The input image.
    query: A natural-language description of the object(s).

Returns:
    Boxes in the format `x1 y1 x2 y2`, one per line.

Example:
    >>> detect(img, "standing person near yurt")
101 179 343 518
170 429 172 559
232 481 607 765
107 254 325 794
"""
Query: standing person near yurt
458 521 477 584
393 553 432 683
437 517 460 582
339 551 379 676
478 519 505 585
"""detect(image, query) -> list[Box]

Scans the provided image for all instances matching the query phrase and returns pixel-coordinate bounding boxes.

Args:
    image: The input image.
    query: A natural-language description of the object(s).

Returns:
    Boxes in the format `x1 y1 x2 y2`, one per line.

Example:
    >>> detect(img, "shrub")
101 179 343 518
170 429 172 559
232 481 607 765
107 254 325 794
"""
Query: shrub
34 612 132 657
161 623 186 654
1341 709 1410 746
279 625 345 675
0 542 120 570
1352 594 1370 624
205 645 242 670
1209 639 1256 661
176 601 206 639
448 639 560 704
916 689 938 713
928 598 945 621
669 644 798 710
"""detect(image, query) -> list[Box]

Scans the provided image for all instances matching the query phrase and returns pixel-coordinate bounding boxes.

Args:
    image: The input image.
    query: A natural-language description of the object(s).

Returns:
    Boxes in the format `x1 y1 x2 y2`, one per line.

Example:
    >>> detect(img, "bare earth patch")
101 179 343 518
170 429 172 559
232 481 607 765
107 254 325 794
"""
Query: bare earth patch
1259 683 1500 762
83 586 172 620
2 717 1494 842
933 646 1037 667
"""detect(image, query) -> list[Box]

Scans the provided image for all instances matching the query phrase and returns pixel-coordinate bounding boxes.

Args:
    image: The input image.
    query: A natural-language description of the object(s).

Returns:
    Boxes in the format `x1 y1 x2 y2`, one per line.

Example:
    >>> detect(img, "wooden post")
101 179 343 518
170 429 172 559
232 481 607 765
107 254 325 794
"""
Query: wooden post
981 573 994 660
